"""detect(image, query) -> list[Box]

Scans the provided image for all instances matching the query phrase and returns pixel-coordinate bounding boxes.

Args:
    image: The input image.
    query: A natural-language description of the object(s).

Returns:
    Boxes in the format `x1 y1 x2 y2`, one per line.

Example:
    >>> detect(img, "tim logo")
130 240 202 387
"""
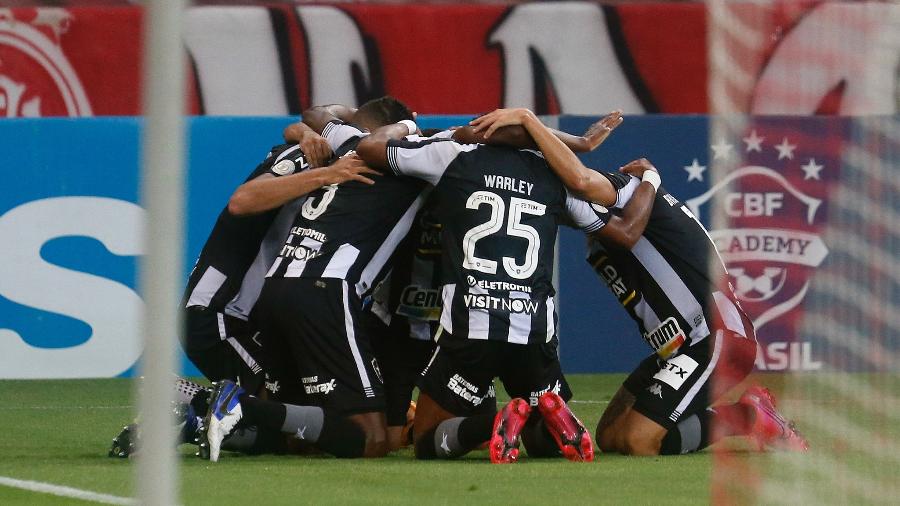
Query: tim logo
684 122 830 370
643 317 686 359
0 8 92 117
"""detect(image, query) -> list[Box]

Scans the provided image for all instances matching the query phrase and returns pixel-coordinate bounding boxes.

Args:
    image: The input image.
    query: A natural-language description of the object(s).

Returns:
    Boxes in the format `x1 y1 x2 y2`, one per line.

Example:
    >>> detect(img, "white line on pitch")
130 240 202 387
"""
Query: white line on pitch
0 405 131 410
0 476 135 505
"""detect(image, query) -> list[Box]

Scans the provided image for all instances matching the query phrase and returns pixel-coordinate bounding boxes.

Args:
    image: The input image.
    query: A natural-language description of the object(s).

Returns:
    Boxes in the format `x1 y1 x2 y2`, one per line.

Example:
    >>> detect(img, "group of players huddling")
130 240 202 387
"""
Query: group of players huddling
110 97 807 463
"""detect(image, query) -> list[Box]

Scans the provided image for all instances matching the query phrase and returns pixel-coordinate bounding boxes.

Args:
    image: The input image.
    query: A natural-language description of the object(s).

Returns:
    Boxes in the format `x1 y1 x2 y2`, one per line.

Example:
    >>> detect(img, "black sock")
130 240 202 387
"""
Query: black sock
238 394 288 432
190 389 211 416
221 426 287 455
522 417 561 458
415 415 493 460
660 408 714 455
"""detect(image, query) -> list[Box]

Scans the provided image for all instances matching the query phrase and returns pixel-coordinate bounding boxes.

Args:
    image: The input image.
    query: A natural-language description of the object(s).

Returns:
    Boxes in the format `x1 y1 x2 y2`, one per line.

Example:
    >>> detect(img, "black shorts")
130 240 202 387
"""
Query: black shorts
365 312 436 426
624 329 758 429
418 331 571 417
182 306 272 395
254 278 385 415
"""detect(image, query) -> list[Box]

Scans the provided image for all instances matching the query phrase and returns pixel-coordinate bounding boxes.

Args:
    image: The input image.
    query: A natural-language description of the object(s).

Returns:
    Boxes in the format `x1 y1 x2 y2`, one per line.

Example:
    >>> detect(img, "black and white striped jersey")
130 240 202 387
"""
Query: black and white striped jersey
183 143 310 320
265 122 429 298
586 172 754 357
386 138 607 345
370 206 443 341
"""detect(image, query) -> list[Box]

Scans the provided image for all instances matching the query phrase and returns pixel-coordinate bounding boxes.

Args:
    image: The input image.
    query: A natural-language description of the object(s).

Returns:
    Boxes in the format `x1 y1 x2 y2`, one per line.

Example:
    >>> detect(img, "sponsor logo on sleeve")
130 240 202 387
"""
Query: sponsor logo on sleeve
271 159 296 176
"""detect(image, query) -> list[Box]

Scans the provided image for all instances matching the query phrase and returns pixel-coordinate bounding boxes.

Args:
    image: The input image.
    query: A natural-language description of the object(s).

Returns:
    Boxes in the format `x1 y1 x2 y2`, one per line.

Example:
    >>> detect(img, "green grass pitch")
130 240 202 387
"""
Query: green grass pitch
0 374 766 505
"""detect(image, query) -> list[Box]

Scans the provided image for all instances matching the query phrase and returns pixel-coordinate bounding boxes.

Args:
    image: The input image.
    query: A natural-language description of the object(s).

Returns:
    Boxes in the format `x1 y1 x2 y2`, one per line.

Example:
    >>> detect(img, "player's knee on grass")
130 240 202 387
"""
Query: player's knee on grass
608 409 667 456
348 412 389 458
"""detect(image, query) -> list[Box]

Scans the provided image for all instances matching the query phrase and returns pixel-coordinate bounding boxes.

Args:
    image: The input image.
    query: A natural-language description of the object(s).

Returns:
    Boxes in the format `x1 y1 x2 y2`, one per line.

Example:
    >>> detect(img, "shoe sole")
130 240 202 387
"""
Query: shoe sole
490 399 531 464
741 387 809 452
538 393 594 462
199 382 242 462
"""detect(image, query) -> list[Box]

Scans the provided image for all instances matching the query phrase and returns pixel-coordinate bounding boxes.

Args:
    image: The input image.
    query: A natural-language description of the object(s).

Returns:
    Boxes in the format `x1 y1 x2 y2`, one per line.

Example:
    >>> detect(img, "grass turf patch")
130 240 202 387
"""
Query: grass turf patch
0 374 712 505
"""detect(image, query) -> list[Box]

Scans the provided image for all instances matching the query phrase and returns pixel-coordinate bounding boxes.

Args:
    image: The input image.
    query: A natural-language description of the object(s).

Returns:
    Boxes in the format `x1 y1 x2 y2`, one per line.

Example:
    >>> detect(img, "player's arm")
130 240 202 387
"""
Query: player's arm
469 108 620 205
301 104 357 135
568 159 660 249
355 120 423 170
282 121 333 168
357 124 461 186
450 123 602 153
228 154 378 216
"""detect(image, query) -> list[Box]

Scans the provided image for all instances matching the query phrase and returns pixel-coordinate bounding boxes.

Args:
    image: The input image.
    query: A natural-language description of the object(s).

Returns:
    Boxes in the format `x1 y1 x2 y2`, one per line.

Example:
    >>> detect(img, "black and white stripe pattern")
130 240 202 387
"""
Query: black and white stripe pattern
341 281 375 398
587 171 755 352
384 137 606 345
183 142 311 318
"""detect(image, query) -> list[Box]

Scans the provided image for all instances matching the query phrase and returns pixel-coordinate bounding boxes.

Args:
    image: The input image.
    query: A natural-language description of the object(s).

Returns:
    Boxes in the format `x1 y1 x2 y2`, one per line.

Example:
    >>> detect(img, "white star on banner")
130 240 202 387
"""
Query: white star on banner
775 137 797 160
743 130 764 152
710 139 733 160
684 158 707 182
800 158 824 180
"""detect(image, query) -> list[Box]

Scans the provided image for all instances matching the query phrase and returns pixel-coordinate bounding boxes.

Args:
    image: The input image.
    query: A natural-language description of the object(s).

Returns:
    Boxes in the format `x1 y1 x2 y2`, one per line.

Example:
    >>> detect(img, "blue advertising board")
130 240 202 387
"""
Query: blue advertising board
0 115 840 377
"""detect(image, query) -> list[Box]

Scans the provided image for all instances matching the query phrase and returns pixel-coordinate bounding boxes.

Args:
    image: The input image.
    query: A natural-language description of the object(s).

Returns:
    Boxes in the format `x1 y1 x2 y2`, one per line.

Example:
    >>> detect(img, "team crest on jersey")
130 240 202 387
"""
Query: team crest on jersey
0 9 92 117
683 121 831 371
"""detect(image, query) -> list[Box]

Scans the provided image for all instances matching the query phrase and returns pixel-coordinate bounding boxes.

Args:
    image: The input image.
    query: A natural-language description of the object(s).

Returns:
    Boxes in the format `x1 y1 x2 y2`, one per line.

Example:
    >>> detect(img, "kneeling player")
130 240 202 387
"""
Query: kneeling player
356 120 661 463
472 108 808 455
109 122 375 457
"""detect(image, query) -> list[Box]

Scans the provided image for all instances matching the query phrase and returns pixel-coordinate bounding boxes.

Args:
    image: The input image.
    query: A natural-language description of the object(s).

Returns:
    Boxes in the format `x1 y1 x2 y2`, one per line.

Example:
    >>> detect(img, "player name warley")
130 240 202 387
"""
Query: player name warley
484 174 534 196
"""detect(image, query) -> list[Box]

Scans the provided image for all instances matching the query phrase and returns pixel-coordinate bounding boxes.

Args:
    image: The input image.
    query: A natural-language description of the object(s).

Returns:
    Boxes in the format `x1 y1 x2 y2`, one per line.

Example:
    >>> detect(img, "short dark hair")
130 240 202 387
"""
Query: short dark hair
355 96 413 129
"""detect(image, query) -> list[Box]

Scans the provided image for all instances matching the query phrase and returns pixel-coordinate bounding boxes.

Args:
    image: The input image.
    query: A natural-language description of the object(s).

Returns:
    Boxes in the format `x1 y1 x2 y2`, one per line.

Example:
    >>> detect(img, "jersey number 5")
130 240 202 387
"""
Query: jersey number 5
462 191 546 280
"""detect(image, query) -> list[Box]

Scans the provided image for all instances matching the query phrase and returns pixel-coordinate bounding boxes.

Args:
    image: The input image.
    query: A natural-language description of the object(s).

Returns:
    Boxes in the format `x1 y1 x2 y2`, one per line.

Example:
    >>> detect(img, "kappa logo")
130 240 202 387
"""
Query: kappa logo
529 380 562 407
296 426 307 440
0 9 92 117
440 432 451 455
647 383 663 399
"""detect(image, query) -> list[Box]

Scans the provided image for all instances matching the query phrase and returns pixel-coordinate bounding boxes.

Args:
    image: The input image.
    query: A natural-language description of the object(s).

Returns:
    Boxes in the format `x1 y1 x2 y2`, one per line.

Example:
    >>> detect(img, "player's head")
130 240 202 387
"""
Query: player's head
353 96 414 132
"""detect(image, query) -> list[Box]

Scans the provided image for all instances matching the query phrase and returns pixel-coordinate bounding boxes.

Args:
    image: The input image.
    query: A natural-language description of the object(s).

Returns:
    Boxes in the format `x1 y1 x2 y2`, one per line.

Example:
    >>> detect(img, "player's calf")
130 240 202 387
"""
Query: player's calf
200 380 386 460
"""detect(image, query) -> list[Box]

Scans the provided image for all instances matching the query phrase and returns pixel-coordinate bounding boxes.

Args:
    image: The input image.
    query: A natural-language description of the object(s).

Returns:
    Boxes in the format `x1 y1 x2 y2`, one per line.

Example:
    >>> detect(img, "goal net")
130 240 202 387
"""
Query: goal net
707 0 900 503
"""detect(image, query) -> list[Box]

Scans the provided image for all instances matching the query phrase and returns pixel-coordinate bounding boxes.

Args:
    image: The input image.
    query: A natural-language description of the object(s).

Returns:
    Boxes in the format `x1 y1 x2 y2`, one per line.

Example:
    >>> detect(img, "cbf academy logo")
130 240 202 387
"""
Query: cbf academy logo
0 8 92 117
683 123 833 370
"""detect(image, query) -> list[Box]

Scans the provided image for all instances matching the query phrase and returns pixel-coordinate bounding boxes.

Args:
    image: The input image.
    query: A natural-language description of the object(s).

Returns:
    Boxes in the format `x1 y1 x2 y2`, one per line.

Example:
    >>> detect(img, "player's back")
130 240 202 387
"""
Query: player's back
266 137 428 299
386 140 600 344
588 171 750 350
184 143 308 317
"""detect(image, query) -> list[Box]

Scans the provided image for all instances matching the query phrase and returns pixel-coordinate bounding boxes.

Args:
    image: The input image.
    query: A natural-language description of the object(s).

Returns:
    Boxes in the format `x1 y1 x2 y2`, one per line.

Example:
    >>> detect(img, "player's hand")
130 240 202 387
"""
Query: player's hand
299 132 333 169
321 154 381 185
619 158 658 178
468 108 533 138
582 110 623 151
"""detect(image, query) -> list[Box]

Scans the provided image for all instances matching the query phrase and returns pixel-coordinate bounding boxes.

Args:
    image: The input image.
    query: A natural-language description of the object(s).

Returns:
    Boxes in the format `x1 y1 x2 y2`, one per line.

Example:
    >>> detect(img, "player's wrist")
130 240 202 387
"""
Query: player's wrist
397 120 418 136
641 170 661 191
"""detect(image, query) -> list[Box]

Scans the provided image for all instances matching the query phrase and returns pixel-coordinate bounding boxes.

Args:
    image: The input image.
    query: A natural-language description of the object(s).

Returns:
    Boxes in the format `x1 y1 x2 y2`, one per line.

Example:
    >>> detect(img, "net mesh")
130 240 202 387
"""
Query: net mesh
707 0 900 503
